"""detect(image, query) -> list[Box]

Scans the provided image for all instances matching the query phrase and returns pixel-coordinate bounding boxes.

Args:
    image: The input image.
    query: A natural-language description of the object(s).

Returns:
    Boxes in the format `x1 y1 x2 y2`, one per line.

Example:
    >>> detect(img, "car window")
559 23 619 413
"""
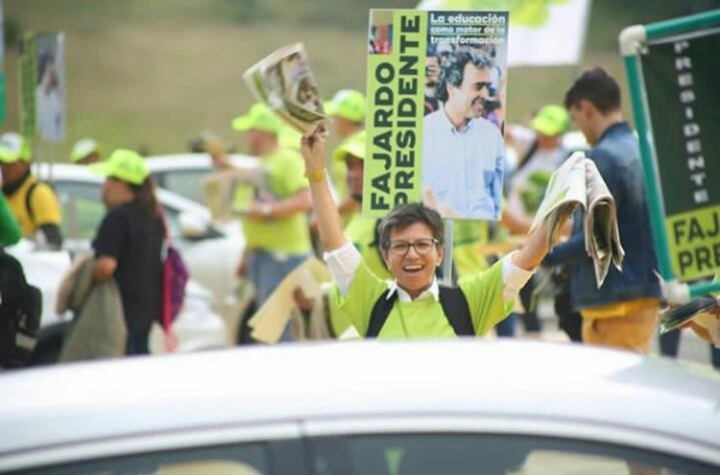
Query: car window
155 169 212 205
310 434 718 475
54 180 184 241
54 181 106 240
19 443 269 475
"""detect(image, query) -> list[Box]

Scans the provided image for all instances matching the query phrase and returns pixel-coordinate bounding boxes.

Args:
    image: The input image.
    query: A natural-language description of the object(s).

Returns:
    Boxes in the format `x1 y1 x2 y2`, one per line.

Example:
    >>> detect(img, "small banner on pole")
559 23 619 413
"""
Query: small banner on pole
19 33 37 138
641 28 720 281
35 31 66 143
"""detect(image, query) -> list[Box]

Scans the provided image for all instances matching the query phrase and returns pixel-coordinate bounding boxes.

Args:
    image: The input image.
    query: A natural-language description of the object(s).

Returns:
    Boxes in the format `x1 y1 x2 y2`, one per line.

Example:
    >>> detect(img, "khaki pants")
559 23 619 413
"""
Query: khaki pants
582 303 660 354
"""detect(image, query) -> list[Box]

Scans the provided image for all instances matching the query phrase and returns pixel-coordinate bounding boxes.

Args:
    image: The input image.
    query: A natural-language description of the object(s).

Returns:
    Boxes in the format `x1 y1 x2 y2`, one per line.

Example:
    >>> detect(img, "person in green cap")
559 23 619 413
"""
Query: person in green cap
325 89 367 220
325 89 366 139
0 132 63 249
231 103 312 341
505 104 573 337
70 138 102 165
89 149 166 355
300 126 571 339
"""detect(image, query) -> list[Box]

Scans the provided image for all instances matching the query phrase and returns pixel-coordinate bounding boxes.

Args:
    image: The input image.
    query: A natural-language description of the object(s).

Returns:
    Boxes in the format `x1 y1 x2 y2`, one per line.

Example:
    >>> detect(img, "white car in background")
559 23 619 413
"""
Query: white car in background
0 341 719 473
35 163 246 329
145 153 260 210
7 241 225 365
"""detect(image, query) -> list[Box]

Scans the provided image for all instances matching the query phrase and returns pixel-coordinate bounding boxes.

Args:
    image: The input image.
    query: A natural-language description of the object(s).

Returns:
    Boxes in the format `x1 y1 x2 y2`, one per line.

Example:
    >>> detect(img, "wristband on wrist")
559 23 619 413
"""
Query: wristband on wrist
304 169 326 182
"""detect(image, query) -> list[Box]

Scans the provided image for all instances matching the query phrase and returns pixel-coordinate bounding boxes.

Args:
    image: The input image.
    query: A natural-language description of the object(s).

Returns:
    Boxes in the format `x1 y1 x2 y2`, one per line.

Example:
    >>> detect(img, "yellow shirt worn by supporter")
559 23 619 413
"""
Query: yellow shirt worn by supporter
5 175 62 237
241 148 311 255
452 220 489 278
328 214 394 336
339 258 512 339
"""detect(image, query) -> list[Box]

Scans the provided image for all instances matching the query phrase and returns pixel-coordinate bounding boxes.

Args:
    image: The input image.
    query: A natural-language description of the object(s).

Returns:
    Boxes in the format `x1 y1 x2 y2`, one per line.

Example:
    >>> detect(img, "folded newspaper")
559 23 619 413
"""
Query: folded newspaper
531 151 625 288
243 43 328 134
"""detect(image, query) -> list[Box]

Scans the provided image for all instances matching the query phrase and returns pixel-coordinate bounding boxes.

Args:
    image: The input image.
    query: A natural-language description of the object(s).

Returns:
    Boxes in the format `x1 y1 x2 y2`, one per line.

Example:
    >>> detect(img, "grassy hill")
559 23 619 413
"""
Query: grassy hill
2 0 715 159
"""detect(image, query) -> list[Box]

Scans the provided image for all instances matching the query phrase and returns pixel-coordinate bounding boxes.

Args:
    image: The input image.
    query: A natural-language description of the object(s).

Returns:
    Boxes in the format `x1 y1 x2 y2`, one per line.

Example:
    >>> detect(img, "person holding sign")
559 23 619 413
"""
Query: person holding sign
300 127 567 339
231 104 313 341
422 49 505 220
543 68 662 353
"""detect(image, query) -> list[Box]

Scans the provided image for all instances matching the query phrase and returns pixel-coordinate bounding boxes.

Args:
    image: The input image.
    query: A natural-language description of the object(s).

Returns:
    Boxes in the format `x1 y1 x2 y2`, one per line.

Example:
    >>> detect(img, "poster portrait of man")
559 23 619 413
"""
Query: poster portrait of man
422 46 506 220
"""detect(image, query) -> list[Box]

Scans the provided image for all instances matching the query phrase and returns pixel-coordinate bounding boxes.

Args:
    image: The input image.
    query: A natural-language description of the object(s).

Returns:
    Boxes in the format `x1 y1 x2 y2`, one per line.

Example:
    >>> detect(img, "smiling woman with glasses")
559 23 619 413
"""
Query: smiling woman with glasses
299 128 569 339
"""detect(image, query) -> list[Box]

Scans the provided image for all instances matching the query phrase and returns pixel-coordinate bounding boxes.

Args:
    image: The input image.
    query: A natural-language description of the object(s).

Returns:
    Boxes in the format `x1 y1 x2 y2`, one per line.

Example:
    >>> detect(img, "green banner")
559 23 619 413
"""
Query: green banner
364 10 428 218
641 28 720 280
19 33 37 138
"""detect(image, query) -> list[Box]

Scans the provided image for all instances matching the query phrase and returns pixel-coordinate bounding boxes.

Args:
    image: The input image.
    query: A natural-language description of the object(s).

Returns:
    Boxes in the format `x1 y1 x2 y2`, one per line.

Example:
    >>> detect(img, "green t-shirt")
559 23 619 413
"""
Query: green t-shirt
0 194 21 246
452 220 490 278
242 148 311 255
328 214 393 337
339 258 512 339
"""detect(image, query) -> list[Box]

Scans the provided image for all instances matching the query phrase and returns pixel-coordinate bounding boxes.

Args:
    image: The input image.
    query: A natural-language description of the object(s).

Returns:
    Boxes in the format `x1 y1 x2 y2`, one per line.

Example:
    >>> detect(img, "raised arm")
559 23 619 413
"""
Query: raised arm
300 129 346 252
512 213 572 271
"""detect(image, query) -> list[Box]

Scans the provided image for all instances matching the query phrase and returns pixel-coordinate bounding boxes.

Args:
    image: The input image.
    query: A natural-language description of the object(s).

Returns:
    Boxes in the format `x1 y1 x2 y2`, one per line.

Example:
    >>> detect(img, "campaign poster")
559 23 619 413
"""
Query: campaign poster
641 28 720 281
35 32 66 142
365 9 509 220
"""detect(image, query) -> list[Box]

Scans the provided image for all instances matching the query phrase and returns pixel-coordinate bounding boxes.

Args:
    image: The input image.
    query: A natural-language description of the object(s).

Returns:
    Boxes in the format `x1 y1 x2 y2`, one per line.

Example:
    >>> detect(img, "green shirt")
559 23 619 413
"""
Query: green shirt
339 258 512 339
242 148 311 254
0 194 21 246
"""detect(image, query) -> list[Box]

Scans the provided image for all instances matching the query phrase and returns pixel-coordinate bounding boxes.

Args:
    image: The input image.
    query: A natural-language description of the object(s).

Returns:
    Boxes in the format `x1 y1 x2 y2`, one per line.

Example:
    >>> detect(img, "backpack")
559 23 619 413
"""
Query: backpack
0 248 43 368
162 241 189 330
366 285 474 337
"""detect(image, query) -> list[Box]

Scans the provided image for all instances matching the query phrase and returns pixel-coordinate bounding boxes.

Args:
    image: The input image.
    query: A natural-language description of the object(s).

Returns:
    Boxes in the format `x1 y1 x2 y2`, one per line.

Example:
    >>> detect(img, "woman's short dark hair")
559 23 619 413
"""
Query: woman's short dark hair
564 67 621 115
378 203 444 250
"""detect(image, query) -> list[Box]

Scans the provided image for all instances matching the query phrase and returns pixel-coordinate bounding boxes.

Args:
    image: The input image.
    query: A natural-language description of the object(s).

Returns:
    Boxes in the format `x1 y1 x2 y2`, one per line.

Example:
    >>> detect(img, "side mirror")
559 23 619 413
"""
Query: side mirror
178 211 211 239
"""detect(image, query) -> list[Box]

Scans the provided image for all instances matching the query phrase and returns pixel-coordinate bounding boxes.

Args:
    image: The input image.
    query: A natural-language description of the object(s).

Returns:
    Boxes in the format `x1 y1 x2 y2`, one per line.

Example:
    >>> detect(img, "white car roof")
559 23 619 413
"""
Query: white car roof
1 341 719 463
144 153 260 172
34 162 211 219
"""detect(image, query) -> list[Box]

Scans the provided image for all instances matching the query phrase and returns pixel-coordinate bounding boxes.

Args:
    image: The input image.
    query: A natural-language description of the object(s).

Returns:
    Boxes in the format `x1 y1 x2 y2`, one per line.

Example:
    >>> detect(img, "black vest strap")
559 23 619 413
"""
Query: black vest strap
366 285 474 337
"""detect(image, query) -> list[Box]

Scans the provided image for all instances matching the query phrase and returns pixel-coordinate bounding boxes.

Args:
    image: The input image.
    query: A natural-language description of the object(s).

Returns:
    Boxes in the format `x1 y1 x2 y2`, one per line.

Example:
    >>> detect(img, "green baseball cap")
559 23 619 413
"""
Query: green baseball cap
70 138 101 162
231 103 284 135
531 104 571 137
333 130 366 162
324 89 366 123
90 149 149 185
0 133 31 163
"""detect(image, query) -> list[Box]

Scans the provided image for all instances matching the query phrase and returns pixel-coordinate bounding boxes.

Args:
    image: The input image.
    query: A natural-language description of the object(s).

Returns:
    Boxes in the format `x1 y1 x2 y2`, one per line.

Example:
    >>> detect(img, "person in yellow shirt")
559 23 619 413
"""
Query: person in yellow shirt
70 138 102 165
0 133 63 249
231 104 313 341
325 89 366 220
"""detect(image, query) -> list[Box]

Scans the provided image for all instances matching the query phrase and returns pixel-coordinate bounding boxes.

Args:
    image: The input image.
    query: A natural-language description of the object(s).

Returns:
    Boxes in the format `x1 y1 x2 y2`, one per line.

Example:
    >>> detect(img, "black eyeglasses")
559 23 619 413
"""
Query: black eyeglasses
387 238 439 256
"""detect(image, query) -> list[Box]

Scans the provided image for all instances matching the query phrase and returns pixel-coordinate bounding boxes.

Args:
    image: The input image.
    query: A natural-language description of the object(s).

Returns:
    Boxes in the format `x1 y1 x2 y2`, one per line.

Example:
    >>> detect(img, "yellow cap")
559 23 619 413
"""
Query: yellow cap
231 103 284 135
332 130 366 162
89 149 149 185
70 138 101 162
531 105 570 137
0 133 31 163
324 89 366 123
